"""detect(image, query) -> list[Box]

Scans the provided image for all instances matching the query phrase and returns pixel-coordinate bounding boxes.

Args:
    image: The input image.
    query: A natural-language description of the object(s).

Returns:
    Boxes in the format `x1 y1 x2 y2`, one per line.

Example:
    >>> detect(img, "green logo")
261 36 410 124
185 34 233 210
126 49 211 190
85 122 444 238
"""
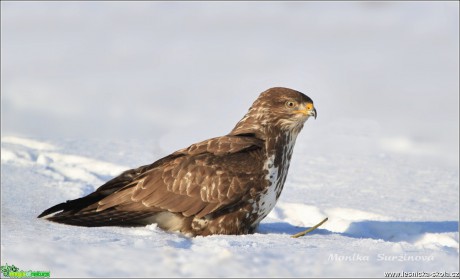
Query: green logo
1 263 50 278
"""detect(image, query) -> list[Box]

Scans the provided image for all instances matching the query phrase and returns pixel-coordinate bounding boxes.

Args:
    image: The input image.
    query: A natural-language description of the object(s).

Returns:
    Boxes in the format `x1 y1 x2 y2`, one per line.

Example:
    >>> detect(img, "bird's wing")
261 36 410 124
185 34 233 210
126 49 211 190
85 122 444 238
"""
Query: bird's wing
96 135 265 218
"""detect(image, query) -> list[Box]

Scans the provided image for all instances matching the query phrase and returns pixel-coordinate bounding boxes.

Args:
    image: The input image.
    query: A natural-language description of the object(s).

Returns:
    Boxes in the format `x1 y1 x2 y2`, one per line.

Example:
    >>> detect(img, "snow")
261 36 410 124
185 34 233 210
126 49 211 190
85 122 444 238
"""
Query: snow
1 1 459 278
1 129 458 277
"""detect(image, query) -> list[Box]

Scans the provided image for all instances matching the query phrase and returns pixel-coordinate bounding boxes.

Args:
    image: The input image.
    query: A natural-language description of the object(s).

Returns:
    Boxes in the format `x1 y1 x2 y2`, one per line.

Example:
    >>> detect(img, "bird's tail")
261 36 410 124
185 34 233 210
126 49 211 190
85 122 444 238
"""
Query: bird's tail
37 192 154 227
38 163 162 227
37 192 102 218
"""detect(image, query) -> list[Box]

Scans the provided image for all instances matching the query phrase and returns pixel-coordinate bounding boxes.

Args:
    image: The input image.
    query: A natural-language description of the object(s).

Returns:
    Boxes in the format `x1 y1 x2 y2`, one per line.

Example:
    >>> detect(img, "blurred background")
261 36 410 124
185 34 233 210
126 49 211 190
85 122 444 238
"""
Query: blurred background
1 1 458 167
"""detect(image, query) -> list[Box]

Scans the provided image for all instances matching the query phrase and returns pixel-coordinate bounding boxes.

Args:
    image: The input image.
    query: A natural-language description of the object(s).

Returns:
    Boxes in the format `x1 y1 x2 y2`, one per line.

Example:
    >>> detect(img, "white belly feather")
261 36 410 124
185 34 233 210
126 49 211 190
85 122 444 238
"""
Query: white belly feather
252 135 296 226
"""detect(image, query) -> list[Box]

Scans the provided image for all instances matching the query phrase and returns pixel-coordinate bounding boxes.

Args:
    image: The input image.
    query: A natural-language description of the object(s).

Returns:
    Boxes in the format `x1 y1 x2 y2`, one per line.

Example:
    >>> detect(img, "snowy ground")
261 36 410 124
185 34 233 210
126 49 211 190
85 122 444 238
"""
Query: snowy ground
1 132 458 277
1 1 459 278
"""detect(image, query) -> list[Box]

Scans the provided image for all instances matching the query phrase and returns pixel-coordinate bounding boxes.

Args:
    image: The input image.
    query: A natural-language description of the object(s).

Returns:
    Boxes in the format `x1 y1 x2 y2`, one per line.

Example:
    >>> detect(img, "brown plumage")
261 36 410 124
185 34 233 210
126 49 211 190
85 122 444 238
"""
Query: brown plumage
38 87 317 236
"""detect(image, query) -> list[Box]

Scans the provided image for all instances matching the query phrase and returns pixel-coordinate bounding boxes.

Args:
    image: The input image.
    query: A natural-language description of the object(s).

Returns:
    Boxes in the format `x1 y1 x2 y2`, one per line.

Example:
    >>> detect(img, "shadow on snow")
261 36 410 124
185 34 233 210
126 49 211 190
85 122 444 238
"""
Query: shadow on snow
259 220 458 243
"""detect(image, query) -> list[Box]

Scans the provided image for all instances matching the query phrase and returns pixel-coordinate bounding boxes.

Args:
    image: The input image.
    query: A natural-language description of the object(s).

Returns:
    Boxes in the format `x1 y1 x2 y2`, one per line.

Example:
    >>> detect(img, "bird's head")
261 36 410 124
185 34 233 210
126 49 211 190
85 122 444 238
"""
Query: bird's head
231 87 316 138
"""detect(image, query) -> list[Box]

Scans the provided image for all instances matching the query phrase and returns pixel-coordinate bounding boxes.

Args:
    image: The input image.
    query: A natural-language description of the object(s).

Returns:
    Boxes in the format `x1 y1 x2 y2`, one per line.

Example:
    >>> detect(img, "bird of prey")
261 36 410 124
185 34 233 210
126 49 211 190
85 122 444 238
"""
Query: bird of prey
38 87 317 236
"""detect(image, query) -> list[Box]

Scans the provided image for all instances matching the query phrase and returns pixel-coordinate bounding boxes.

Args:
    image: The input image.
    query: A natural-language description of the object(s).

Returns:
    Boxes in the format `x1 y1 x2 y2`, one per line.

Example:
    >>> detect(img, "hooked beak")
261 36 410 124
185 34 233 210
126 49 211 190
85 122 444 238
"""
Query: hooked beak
295 104 317 119
310 107 317 119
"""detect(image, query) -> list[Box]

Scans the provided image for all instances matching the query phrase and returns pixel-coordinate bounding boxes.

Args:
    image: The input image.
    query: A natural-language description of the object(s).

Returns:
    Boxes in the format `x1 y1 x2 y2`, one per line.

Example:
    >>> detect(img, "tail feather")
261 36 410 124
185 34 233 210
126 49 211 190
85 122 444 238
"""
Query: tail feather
37 162 178 227
45 208 156 227
38 191 160 227
37 193 104 218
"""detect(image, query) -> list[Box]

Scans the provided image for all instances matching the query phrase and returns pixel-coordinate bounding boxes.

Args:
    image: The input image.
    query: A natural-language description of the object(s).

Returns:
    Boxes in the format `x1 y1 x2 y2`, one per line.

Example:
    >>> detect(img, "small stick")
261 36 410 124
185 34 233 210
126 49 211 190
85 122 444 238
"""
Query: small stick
291 217 329 238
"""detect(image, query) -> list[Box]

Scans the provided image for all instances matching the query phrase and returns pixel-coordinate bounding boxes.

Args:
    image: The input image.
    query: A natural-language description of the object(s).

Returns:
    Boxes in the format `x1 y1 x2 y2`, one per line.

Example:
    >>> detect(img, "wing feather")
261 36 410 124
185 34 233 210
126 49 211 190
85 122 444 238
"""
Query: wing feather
96 135 264 218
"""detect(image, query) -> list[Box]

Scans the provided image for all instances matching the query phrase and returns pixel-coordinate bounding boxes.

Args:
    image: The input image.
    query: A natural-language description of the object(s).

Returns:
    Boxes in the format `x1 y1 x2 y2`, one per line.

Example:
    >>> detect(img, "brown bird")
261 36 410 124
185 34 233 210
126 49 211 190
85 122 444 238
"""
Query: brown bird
38 87 317 236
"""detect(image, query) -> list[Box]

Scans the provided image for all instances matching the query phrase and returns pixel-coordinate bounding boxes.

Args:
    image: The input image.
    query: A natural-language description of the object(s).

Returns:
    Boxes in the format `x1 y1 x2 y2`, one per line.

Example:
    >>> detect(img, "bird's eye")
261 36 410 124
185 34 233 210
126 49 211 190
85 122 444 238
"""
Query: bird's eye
285 101 296 109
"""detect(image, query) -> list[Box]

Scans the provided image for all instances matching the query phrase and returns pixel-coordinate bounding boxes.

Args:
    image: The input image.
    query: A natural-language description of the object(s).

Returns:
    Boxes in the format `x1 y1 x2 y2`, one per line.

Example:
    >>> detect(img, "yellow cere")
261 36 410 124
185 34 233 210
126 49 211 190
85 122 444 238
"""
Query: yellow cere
306 103 313 111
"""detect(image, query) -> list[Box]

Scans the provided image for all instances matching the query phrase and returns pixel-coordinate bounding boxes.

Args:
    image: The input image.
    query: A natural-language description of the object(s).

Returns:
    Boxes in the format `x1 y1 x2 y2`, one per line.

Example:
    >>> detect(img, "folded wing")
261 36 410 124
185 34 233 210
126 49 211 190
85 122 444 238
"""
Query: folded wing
39 135 265 226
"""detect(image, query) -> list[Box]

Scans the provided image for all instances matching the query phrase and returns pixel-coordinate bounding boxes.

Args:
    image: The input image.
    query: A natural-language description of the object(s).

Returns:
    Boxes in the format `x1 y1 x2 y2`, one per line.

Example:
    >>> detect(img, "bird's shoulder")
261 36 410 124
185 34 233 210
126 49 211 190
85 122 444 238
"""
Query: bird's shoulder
174 134 264 156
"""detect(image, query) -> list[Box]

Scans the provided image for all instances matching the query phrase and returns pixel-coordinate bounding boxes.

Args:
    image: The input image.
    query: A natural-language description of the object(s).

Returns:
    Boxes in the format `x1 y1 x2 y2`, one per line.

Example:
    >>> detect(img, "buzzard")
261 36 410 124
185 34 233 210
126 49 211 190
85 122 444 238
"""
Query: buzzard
38 87 317 236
